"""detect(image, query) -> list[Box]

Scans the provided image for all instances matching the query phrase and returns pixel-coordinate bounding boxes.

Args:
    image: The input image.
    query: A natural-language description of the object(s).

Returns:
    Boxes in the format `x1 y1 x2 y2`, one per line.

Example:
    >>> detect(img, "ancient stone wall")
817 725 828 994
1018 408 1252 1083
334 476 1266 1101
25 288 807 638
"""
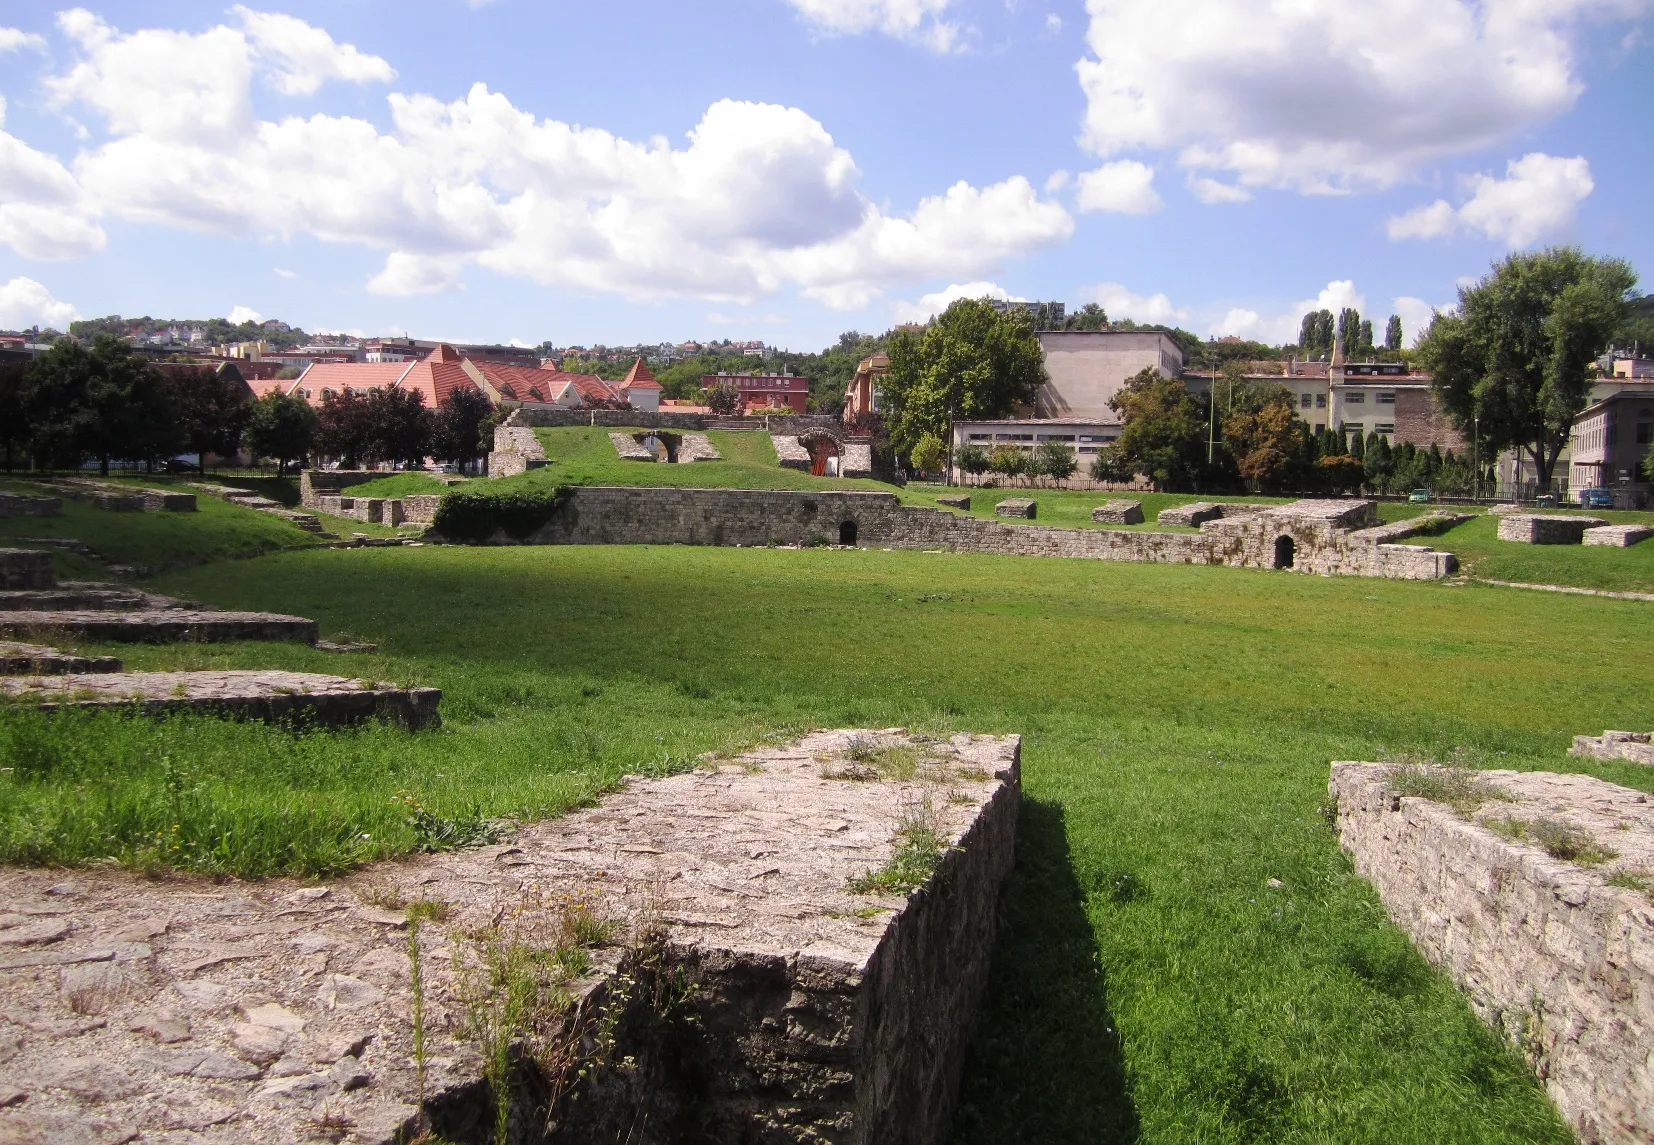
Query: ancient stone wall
1497 514 1608 544
0 548 54 590
772 433 812 470
1571 730 1654 765
1331 762 1654 1144
1582 524 1653 548
503 488 1456 579
0 494 61 518
1091 500 1143 525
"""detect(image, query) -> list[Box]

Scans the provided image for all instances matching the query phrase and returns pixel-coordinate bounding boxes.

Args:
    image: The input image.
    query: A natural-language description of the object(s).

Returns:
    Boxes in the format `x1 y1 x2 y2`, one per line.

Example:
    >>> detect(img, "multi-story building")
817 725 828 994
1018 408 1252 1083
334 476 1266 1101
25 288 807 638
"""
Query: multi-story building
702 370 808 414
1033 330 1184 420
1567 390 1653 501
842 354 888 421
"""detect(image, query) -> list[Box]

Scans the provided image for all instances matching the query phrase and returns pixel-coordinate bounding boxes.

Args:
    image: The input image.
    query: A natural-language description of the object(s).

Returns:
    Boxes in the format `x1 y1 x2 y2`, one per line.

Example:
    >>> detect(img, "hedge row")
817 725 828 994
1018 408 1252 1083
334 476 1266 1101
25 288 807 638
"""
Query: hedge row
430 484 570 543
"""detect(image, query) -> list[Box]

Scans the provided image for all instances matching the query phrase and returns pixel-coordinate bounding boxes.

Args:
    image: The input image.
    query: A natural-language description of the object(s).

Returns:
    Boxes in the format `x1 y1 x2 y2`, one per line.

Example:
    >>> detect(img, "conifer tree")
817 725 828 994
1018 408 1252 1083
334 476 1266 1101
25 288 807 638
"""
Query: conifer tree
1384 315 1403 351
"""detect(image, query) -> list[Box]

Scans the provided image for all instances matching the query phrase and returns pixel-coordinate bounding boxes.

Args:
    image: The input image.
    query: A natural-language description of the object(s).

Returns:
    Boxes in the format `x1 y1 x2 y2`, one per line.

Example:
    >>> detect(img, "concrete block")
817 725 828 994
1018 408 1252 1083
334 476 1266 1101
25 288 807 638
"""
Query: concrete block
995 498 1036 519
1091 499 1143 525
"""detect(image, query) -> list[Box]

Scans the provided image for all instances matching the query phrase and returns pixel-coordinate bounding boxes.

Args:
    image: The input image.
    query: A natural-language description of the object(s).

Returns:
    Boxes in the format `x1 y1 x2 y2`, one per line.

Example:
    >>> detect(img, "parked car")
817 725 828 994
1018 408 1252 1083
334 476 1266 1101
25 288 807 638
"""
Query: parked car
1579 487 1616 509
1407 489 1431 503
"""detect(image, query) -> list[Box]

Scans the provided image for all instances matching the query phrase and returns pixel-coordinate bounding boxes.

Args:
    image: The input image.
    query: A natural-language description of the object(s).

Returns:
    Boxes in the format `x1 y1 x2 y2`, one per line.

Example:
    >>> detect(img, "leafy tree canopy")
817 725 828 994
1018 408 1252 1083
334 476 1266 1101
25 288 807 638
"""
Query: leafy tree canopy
1417 246 1636 487
880 299 1046 455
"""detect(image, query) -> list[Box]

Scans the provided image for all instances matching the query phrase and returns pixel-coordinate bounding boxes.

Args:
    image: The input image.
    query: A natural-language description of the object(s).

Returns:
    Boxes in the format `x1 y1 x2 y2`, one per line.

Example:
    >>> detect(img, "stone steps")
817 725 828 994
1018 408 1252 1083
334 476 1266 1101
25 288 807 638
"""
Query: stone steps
0 670 440 729
0 610 319 645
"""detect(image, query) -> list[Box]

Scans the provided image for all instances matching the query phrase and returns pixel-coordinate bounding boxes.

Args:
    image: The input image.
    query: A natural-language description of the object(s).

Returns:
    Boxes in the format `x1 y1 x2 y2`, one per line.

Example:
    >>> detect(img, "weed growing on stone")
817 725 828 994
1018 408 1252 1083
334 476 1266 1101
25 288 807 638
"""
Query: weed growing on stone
1605 870 1652 898
395 791 503 851
1387 756 1514 817
1481 816 1619 866
849 801 945 895
302 1107 355 1143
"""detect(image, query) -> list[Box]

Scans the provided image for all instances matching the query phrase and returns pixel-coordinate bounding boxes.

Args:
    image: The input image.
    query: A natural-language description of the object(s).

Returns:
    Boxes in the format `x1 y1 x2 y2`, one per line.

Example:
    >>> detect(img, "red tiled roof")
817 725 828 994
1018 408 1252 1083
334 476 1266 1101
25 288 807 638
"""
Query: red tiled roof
472 362 603 405
287 359 479 409
619 357 662 390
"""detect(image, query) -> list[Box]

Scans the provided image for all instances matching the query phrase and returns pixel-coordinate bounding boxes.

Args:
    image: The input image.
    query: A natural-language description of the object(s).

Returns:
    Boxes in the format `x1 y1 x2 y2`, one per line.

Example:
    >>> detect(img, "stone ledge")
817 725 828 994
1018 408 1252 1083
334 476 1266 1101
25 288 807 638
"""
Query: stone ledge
1331 762 1654 1144
0 494 61 518
0 548 54 591
0 729 1018 1144
0 642 122 675
995 498 1036 518
1497 514 1608 544
1582 524 1653 548
1090 499 1143 525
0 610 319 645
0 670 441 729
1572 730 1654 766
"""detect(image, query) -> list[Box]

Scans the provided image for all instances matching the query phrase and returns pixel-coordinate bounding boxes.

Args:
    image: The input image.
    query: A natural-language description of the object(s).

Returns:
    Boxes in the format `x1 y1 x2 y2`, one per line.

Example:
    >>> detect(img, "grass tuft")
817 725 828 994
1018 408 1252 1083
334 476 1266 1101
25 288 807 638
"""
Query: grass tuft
1481 816 1619 866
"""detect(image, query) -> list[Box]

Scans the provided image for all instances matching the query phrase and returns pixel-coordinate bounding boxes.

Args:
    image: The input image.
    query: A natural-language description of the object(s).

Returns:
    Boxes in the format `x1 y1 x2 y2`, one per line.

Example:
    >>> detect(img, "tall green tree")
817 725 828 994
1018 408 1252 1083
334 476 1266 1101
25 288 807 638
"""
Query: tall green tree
1417 247 1636 489
168 365 252 474
1063 303 1108 331
1358 319 1374 354
1384 314 1404 351
431 386 495 474
881 299 1046 456
361 387 432 468
22 334 180 474
1092 366 1206 491
0 360 25 472
1337 308 1361 352
314 389 373 468
244 391 317 477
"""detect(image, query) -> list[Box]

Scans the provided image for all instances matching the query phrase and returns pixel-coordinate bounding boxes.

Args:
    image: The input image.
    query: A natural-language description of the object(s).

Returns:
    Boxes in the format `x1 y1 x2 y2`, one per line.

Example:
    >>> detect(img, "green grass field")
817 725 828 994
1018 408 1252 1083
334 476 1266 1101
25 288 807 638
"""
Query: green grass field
3 534 1652 1141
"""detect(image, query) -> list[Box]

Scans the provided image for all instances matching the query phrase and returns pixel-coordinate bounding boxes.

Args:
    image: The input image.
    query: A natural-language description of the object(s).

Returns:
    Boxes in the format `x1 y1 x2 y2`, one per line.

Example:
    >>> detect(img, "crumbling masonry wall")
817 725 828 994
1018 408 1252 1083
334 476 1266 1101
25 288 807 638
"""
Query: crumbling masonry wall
1331 763 1654 1144
496 488 1456 579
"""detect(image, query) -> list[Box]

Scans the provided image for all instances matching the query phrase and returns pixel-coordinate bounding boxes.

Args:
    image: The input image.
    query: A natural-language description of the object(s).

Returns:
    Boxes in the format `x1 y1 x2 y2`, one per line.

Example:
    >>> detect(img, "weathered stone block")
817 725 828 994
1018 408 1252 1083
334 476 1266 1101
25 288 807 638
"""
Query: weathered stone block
1156 501 1222 527
1331 762 1654 1144
0 642 122 675
1496 514 1607 544
678 432 721 461
995 498 1036 519
772 434 812 470
0 493 62 518
1582 524 1653 547
0 729 1018 1145
841 441 873 478
609 432 657 462
0 609 319 645
1570 730 1654 765
1091 499 1143 525
0 548 54 590
0 670 440 729
935 494 971 510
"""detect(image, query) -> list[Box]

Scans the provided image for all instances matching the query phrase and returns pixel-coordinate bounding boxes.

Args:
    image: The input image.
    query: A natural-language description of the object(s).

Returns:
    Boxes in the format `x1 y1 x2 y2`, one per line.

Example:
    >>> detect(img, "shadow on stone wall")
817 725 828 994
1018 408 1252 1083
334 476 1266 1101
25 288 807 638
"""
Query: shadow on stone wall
950 798 1140 1143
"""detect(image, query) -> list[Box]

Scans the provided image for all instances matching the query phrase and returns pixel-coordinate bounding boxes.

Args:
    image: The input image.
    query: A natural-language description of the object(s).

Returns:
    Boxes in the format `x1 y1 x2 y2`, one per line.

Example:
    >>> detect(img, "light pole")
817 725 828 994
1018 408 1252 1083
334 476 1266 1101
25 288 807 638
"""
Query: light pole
1473 415 1480 502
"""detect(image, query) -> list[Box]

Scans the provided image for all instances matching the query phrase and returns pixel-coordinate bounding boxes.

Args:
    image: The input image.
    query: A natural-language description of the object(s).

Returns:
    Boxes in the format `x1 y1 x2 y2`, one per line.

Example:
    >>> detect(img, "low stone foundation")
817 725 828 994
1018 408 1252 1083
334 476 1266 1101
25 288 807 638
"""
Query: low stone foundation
608 432 654 461
1331 762 1654 1144
1091 499 1143 525
772 433 812 470
0 610 319 645
1571 730 1654 765
51 481 195 512
0 548 54 590
0 670 440 729
482 488 1458 579
1582 524 1653 547
1497 514 1608 544
678 432 721 461
1156 501 1274 527
995 498 1036 518
0 586 169 611
0 729 1018 1145
0 493 61 518
0 641 122 674
936 494 970 510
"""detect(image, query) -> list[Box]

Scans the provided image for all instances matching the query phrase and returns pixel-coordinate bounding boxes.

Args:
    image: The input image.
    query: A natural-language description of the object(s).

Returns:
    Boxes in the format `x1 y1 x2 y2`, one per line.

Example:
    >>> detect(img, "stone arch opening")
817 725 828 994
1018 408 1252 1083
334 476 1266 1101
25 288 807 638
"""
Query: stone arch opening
798 428 846 478
839 519 858 546
634 431 682 463
1273 534 1295 569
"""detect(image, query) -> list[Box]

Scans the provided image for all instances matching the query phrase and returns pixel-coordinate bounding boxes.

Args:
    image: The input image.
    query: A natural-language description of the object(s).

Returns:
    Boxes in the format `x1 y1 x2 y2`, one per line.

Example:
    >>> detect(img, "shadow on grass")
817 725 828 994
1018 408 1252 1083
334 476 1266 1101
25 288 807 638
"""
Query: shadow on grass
951 797 1139 1143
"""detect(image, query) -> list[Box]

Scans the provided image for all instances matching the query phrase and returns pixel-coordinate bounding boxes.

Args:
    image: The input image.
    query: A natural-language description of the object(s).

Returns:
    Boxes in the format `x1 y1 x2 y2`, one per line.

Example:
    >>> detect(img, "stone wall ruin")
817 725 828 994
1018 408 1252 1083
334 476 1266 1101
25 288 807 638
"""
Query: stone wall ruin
1331 762 1654 1144
470 488 1458 580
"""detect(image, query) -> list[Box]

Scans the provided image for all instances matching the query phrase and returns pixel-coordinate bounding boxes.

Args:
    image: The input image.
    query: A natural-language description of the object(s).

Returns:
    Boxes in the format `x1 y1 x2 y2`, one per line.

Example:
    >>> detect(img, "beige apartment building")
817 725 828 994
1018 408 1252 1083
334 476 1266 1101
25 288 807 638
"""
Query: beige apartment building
1033 330 1184 419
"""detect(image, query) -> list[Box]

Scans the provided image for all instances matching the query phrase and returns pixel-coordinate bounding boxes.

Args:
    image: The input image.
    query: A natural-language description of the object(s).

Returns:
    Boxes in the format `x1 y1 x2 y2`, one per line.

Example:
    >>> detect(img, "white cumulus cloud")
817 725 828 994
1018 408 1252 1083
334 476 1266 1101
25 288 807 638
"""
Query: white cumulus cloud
230 6 395 95
892 280 1015 323
1075 0 1644 194
1387 153 1594 246
1075 160 1161 214
1391 296 1450 344
785 0 964 52
227 305 262 324
0 27 46 51
14 11 1069 307
1085 282 1188 325
0 277 80 329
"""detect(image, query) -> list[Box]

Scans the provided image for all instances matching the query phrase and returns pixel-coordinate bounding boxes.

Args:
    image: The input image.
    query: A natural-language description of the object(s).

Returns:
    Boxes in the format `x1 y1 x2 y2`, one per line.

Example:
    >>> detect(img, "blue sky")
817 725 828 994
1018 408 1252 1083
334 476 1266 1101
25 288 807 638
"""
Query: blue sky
0 0 1649 350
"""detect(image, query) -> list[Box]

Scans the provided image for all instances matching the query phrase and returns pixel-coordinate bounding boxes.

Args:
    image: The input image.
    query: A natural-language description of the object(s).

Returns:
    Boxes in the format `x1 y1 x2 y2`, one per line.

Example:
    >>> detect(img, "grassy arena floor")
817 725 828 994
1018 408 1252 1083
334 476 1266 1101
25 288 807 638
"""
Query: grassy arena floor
4 540 1653 1140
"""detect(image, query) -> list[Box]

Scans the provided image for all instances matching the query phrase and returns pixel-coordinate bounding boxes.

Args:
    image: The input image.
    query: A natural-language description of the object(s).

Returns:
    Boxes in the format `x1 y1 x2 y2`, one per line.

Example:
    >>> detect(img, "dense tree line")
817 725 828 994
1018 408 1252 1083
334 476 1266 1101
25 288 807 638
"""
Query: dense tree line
4 334 496 476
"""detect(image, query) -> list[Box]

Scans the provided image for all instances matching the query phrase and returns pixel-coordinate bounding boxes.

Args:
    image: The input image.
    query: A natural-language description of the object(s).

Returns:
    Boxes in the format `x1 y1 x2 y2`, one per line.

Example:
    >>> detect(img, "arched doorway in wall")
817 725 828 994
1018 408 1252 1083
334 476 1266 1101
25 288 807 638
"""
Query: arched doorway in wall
839 520 858 546
1273 534 1296 569
798 428 845 477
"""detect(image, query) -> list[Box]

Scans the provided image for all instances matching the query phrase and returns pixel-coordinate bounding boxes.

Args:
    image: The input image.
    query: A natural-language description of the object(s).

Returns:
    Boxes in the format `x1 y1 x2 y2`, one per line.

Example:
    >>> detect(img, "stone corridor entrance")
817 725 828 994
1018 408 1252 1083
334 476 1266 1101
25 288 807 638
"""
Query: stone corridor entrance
1273 534 1296 569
